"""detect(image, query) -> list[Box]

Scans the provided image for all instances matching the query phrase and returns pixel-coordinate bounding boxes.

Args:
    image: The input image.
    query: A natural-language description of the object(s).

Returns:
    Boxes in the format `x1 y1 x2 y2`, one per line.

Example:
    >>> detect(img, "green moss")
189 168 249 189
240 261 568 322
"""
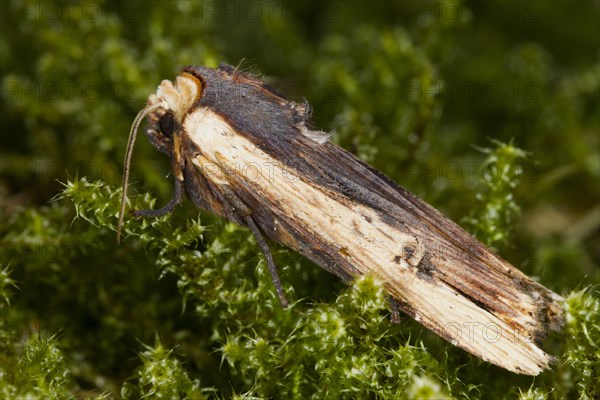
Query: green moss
518 387 549 400
127 338 205 399
1 332 75 400
0 265 17 306
563 289 600 400
465 140 528 248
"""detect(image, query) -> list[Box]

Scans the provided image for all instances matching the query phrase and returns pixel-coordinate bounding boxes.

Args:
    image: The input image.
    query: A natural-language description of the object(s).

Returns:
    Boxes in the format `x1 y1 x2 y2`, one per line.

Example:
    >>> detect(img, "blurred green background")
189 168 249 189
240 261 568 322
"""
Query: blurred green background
1 1 598 399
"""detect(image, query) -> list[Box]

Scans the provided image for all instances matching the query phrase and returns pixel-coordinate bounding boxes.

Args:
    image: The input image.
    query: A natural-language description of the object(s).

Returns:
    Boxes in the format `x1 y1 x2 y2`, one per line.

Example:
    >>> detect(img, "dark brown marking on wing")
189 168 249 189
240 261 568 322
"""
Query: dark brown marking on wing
181 141 229 221
339 246 351 257
447 281 495 315
415 253 437 281
403 244 415 260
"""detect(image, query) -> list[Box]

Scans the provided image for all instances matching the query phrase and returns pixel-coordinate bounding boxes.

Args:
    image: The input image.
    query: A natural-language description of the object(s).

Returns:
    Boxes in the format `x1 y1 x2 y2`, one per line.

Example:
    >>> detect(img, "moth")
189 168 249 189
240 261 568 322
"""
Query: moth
118 63 563 375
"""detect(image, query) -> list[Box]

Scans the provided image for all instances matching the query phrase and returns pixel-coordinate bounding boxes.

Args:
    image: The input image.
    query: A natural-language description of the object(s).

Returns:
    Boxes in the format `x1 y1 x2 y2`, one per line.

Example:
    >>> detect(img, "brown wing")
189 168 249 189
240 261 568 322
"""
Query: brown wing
179 64 563 374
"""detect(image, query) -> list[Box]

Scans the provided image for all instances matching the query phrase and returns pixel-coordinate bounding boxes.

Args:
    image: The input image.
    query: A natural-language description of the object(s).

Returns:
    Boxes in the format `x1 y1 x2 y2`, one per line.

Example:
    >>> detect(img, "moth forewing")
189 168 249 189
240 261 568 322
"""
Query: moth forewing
181 107 556 375
127 63 564 376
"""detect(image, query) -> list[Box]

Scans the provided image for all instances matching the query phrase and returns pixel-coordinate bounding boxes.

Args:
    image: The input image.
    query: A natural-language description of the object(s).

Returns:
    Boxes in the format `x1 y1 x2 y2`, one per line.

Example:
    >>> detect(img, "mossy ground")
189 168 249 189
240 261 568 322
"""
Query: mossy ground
1 1 598 399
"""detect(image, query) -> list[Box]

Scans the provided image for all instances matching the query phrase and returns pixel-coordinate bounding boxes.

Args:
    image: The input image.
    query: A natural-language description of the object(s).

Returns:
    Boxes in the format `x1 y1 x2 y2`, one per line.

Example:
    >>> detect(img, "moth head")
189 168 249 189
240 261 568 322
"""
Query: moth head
145 72 203 154
117 71 202 243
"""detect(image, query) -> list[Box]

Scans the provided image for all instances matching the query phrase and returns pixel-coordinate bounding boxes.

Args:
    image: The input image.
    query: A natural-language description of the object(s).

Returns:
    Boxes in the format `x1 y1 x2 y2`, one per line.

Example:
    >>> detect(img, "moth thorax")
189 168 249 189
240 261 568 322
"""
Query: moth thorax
147 72 202 123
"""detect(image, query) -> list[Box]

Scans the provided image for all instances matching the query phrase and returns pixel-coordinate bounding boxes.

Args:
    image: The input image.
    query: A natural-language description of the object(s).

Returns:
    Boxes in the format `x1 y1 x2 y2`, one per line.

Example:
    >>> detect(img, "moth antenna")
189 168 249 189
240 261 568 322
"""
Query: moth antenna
117 102 164 244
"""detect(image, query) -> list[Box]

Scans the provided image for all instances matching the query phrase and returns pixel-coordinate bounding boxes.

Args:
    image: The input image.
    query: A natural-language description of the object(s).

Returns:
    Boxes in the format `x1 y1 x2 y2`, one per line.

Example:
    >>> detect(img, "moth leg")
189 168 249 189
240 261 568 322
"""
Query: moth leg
220 186 289 308
244 215 289 308
389 296 402 324
134 177 183 217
